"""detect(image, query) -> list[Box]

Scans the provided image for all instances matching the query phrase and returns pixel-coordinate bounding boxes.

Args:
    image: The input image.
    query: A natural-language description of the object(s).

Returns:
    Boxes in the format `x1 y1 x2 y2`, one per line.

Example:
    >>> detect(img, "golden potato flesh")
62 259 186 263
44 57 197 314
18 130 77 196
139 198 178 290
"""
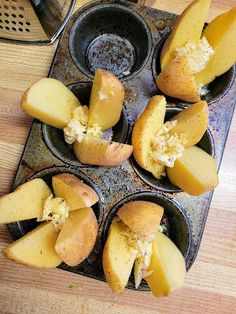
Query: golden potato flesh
195 7 236 86
55 207 98 267
117 201 164 240
73 136 133 166
170 101 209 147
156 56 201 103
0 178 51 224
3 222 61 268
52 173 99 210
132 95 166 179
167 146 219 195
160 0 211 70
21 78 81 129
145 231 186 297
102 218 136 294
88 69 125 130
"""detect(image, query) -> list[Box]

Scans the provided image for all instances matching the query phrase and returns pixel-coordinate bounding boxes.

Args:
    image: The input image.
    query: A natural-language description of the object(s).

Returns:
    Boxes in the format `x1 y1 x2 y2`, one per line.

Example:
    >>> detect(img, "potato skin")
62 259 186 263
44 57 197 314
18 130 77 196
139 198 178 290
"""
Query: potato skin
157 56 201 103
132 95 166 179
102 219 136 293
88 69 125 130
73 136 133 166
117 201 164 240
52 173 99 209
55 207 98 267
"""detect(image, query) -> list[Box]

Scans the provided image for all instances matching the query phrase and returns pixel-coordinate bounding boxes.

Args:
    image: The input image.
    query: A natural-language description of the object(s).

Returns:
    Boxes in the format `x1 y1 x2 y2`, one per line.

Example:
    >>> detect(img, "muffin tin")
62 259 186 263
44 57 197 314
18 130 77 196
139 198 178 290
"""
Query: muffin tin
8 0 236 291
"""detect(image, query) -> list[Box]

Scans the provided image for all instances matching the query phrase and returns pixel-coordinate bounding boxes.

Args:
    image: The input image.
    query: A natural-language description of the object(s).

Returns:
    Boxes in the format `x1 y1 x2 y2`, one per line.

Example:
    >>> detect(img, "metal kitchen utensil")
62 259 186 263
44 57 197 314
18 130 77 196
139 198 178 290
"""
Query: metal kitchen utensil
0 0 75 44
7 0 236 291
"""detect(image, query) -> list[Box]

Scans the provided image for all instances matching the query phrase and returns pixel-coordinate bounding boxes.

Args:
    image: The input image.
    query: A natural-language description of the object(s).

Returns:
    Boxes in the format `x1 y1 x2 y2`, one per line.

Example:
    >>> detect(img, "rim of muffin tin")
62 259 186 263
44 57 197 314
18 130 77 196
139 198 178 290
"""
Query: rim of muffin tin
130 106 215 193
7 166 104 241
102 191 193 278
68 3 152 81
152 34 236 105
42 82 129 167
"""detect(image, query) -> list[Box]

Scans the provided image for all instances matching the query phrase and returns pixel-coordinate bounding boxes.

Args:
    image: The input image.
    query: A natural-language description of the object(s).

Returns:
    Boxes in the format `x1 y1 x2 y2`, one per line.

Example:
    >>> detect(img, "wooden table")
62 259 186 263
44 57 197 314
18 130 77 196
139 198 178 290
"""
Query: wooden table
0 1 236 313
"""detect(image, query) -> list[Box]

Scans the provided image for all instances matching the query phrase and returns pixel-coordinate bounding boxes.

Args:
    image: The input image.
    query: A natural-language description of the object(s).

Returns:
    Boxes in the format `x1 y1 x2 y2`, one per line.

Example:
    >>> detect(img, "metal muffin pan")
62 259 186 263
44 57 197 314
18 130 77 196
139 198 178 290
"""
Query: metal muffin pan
8 0 236 291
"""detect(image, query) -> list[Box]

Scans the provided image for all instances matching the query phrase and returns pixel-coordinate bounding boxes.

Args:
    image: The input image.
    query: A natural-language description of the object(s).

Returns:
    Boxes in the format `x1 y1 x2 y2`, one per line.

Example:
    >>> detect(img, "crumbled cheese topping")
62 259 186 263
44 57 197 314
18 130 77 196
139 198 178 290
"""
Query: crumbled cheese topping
64 106 88 144
87 124 103 138
122 70 131 76
150 120 186 168
64 106 103 144
176 37 214 74
38 194 70 231
119 219 154 289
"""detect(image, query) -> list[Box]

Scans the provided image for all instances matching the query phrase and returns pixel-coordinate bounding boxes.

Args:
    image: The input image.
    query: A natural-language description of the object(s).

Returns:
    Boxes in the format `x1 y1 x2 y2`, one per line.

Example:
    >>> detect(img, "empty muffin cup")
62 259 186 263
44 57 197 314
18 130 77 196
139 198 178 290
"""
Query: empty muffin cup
130 106 214 193
42 82 129 167
69 3 152 80
8 166 104 240
102 191 192 290
152 35 235 105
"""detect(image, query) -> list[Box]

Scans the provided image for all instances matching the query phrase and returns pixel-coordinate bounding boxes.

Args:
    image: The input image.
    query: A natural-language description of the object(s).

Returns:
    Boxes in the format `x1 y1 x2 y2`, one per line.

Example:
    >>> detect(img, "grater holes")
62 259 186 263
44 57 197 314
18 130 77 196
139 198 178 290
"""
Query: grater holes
19 21 23 25
4 5 9 10
12 26 16 31
19 6 24 11
0 25 2 30
5 19 9 24
11 6 16 10
18 27 23 32
25 28 29 32
5 26 9 30
5 13 9 17
12 14 16 18
26 21 30 26
12 20 16 25
19 14 23 18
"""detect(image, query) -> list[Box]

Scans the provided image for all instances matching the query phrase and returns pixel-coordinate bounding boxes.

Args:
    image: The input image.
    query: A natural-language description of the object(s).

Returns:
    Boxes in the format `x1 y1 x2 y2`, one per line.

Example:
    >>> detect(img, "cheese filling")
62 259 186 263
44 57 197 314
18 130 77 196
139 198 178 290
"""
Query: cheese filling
38 194 70 231
64 106 102 144
119 219 166 289
150 120 186 168
176 36 214 74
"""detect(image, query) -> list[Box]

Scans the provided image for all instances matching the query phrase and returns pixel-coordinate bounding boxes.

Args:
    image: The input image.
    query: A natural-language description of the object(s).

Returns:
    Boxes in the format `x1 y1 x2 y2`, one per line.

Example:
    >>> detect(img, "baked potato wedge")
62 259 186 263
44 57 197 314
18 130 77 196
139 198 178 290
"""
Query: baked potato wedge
21 78 80 129
170 101 209 147
3 222 61 268
0 178 51 224
160 0 211 69
167 145 219 195
132 95 166 179
195 7 236 86
102 218 136 294
117 201 164 240
145 231 186 297
73 136 133 166
52 173 99 210
55 207 98 266
88 69 125 130
156 56 201 103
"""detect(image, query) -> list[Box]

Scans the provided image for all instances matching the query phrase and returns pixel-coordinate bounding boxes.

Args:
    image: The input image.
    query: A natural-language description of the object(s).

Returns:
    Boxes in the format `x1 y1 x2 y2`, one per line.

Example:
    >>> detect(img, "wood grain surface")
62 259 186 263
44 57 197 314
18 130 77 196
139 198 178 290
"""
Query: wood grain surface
0 1 236 313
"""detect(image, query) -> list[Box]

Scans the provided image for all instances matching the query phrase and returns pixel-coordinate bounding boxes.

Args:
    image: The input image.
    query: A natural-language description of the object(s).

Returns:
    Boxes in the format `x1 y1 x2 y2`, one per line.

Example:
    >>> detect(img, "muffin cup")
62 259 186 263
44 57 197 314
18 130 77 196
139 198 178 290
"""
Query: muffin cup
69 3 152 80
152 34 235 105
130 106 214 193
8 166 104 240
102 191 192 290
42 82 129 167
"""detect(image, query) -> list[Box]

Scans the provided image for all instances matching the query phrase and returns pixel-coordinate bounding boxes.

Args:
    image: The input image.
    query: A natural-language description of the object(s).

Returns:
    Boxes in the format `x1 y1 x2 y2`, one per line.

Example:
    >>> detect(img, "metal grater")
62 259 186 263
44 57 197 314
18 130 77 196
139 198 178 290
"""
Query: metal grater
0 0 75 44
